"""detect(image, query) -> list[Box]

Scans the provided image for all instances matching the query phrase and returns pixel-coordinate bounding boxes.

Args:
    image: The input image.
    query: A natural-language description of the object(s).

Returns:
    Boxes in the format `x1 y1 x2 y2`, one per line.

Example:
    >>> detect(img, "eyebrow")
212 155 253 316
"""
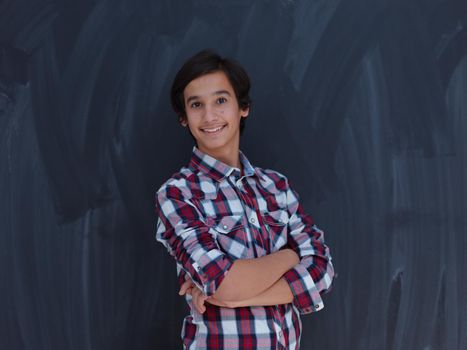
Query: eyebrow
185 90 231 104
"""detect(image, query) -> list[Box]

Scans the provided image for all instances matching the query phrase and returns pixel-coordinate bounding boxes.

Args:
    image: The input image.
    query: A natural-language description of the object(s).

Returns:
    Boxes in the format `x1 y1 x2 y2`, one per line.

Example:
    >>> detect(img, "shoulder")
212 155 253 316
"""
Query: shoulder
156 166 195 199
156 166 217 201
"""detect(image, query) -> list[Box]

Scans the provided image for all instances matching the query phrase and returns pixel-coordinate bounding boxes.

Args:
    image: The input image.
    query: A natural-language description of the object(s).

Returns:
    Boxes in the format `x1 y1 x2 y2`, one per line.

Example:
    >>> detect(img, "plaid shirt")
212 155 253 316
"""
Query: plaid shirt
155 146 334 349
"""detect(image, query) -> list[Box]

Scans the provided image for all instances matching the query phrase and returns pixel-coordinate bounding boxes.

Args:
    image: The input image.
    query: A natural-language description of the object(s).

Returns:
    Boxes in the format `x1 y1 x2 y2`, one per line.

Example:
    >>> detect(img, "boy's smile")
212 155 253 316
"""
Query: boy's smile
181 71 249 168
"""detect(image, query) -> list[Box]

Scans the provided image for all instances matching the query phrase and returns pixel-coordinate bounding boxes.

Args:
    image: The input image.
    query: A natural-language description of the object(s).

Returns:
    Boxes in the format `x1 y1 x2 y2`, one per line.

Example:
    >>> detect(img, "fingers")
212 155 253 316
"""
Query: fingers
197 295 208 313
191 288 208 314
178 279 208 314
179 279 194 295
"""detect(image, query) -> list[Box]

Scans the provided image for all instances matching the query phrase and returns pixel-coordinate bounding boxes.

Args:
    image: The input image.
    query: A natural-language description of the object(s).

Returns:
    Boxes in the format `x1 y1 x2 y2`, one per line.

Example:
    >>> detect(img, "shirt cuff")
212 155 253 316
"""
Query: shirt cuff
282 263 324 314
191 249 234 296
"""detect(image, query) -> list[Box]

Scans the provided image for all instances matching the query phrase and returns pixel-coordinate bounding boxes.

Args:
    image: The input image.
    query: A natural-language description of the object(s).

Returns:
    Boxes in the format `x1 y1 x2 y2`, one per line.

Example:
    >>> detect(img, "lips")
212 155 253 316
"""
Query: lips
200 124 227 133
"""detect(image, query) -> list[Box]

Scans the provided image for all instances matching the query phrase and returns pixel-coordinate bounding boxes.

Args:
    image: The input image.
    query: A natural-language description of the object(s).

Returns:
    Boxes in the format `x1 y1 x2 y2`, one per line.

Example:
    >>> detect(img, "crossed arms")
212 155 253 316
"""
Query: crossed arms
179 248 300 313
155 179 334 315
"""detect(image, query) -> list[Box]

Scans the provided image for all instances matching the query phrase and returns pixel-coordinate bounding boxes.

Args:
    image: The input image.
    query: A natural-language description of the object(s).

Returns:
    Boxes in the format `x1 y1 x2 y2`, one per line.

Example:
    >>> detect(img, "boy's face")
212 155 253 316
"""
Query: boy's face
181 71 249 157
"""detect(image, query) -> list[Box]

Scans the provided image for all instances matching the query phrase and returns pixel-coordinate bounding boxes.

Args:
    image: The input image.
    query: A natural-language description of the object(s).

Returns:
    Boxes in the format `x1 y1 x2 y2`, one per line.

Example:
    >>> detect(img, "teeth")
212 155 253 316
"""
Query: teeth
202 125 224 133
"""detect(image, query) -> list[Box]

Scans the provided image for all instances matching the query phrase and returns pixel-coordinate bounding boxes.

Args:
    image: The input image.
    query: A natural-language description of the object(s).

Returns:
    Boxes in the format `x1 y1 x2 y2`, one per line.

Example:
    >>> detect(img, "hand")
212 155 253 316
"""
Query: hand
179 278 236 311
179 279 195 296
179 278 209 314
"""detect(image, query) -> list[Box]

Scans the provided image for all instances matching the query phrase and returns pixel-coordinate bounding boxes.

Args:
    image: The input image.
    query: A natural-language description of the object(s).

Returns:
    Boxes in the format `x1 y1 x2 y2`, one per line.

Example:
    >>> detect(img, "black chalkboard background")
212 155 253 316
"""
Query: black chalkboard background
1 1 466 349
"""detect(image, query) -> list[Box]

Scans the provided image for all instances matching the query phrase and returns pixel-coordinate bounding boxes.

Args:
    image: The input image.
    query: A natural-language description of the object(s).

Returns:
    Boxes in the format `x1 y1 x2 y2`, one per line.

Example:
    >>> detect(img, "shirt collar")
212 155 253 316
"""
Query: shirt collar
188 145 264 182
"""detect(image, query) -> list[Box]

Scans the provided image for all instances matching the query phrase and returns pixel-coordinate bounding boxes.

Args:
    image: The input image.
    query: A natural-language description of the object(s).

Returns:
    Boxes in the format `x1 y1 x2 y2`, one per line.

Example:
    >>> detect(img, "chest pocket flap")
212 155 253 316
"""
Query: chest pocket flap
214 215 244 234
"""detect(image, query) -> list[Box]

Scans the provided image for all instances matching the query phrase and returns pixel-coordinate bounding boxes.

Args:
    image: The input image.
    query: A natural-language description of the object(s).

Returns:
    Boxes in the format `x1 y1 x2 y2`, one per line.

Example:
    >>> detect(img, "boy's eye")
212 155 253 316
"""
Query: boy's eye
190 101 201 108
217 97 227 104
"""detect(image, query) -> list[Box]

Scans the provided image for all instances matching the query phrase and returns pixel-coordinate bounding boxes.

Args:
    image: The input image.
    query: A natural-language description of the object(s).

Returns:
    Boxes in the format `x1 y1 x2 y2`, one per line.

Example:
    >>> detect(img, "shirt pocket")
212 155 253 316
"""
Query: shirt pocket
211 214 249 259
261 210 289 251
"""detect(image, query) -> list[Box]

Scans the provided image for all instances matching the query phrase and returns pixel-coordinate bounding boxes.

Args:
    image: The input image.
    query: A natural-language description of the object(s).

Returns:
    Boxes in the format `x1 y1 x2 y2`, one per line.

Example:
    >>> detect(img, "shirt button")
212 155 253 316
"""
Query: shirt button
223 224 228 230
250 217 255 223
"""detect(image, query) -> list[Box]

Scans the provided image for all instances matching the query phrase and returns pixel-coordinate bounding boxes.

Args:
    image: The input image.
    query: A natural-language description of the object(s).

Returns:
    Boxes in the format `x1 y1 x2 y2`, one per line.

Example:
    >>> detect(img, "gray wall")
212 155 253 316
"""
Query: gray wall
1 0 466 349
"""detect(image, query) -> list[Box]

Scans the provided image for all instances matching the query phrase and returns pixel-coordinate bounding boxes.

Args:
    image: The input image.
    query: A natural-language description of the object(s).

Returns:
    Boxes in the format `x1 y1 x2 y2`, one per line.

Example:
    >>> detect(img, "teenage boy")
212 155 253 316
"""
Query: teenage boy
155 49 334 349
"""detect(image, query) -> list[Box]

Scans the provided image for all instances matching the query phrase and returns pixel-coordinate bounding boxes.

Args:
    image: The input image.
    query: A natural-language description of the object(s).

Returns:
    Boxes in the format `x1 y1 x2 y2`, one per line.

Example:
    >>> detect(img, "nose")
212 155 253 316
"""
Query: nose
202 104 218 123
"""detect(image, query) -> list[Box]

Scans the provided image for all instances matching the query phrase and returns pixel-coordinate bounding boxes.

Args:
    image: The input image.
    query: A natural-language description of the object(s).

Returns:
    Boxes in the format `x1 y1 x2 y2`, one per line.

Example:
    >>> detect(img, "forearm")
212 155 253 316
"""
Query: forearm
227 277 294 308
213 248 299 302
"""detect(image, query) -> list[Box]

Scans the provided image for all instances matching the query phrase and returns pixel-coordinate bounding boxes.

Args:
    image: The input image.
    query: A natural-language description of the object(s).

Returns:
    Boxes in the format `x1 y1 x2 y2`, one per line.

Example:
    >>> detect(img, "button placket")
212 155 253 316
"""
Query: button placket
229 182 263 257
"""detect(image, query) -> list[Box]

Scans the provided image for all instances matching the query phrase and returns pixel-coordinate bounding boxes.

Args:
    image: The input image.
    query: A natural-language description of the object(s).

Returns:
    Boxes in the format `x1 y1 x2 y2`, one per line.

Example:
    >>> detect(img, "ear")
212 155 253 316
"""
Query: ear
241 106 250 118
179 116 188 127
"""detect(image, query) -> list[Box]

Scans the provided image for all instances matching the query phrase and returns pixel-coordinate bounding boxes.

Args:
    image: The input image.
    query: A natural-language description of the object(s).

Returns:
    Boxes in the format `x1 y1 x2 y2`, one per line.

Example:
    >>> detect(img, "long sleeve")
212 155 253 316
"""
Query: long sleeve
155 184 234 296
281 180 335 315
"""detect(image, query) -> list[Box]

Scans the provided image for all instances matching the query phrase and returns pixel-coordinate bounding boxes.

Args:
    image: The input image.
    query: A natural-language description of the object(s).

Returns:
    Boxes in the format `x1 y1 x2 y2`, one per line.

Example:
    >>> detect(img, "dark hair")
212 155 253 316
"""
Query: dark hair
170 49 251 135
